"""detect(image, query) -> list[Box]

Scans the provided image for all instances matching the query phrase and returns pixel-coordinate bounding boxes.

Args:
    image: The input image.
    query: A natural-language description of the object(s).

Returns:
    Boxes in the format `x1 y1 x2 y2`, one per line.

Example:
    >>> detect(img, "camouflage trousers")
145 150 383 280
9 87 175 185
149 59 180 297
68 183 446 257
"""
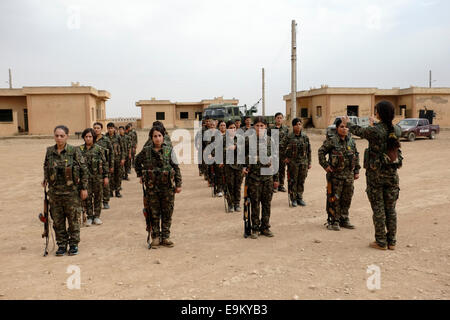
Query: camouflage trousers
131 147 136 168
247 177 274 231
287 162 308 200
103 173 111 203
145 189 175 240
49 191 82 246
277 157 286 187
110 160 123 193
327 174 354 223
125 156 132 176
83 177 103 219
225 166 243 206
215 164 225 193
366 171 399 247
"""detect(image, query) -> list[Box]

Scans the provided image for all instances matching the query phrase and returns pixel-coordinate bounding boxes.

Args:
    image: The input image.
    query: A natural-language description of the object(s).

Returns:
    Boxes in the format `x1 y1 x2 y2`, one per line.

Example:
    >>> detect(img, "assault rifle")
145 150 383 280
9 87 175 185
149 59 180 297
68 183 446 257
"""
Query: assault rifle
38 187 50 257
142 183 152 249
243 178 252 238
326 173 338 226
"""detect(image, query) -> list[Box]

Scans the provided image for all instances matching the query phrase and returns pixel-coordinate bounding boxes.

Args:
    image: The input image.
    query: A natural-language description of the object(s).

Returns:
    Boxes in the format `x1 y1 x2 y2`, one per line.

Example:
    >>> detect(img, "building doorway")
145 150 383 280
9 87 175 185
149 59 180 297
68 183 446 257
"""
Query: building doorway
347 105 359 117
24 108 29 132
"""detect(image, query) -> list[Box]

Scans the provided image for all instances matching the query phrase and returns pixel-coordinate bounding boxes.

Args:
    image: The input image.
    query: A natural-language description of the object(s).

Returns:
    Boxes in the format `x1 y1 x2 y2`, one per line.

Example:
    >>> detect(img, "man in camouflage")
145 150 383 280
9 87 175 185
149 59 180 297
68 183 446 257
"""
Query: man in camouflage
93 122 114 209
318 118 360 230
78 128 108 226
268 112 289 192
106 122 126 198
43 125 89 256
119 126 132 181
282 118 312 207
135 127 182 248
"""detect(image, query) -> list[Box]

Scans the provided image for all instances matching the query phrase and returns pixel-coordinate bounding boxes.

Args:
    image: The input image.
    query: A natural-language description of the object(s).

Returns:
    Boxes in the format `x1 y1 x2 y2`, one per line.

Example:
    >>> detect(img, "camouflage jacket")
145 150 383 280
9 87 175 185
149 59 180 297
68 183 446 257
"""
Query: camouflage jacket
268 124 289 156
43 144 89 195
244 133 279 182
222 134 244 171
129 129 138 147
77 144 108 180
121 134 132 158
348 121 403 175
135 144 182 191
318 134 360 178
95 135 114 171
282 131 312 166
107 133 126 161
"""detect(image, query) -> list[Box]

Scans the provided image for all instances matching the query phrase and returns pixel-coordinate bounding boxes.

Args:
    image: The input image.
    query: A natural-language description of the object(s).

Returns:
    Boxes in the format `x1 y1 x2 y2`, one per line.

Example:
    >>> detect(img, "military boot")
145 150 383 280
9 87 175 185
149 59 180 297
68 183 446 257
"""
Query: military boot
260 229 274 237
68 245 78 256
332 221 341 231
291 200 298 207
234 205 241 212
369 241 387 251
340 220 355 229
150 237 160 247
103 202 110 209
278 185 286 192
297 199 306 206
228 204 234 213
115 190 122 198
55 245 67 256
250 230 259 239
161 238 174 247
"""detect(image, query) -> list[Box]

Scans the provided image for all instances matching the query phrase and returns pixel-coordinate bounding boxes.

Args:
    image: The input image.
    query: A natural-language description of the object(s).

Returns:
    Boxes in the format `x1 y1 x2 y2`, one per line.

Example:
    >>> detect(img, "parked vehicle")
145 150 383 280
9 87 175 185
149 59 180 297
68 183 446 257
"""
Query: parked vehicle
398 118 440 142
326 116 370 138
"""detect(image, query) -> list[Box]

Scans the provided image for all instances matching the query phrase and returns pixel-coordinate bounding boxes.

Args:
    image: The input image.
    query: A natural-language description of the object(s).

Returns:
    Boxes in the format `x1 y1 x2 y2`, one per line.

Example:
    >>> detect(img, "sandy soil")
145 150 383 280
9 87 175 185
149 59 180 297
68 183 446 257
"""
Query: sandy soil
0 130 449 300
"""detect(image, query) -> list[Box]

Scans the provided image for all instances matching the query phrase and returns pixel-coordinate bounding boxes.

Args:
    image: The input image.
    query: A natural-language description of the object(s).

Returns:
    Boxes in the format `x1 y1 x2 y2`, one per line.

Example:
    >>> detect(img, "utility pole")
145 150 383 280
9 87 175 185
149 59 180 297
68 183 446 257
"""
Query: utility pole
8 68 12 89
262 67 265 116
291 20 297 119
429 70 432 88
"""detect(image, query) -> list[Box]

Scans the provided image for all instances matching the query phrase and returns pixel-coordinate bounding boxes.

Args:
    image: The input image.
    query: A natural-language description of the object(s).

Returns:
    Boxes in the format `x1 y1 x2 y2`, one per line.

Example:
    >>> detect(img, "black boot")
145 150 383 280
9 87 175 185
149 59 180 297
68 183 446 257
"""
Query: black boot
55 245 67 256
68 245 78 256
115 191 122 198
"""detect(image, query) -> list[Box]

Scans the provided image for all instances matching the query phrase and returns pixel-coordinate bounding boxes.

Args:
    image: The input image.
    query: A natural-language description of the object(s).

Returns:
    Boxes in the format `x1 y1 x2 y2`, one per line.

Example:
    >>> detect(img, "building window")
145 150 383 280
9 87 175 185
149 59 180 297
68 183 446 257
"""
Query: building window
316 106 322 118
195 112 202 120
347 105 359 117
0 109 13 122
156 112 165 120
180 112 189 119
399 105 406 116
301 108 308 118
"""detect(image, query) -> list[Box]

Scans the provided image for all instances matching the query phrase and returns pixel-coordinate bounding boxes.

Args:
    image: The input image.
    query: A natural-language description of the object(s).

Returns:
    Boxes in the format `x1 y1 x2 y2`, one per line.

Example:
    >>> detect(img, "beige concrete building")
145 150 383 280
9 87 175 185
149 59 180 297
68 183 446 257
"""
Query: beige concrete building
136 96 239 129
0 85 110 136
283 86 450 129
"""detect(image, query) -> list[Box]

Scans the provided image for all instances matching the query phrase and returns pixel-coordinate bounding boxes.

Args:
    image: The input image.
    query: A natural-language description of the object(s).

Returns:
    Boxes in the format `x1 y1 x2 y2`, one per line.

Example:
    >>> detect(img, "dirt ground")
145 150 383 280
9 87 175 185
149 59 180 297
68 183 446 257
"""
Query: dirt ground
0 130 449 300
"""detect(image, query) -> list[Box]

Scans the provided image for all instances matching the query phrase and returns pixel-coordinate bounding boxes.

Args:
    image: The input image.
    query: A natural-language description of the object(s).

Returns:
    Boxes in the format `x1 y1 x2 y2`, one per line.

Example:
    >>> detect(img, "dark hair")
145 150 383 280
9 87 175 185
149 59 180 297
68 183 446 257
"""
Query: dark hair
204 116 211 120
93 122 103 129
226 120 235 128
119 126 125 130
149 126 165 138
234 119 241 122
275 112 283 118
54 125 69 134
107 122 115 128
218 120 226 127
244 116 251 121
335 118 343 128
82 128 97 142
127 123 133 127
125 125 131 130
375 100 400 152
253 116 267 126
152 121 165 129
292 118 302 126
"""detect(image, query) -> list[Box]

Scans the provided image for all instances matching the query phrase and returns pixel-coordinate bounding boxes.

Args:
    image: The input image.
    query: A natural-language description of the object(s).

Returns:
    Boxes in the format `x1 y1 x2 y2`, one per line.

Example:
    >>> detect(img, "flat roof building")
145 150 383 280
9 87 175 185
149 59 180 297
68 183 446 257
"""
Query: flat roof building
0 85 110 136
283 86 450 129
136 96 239 129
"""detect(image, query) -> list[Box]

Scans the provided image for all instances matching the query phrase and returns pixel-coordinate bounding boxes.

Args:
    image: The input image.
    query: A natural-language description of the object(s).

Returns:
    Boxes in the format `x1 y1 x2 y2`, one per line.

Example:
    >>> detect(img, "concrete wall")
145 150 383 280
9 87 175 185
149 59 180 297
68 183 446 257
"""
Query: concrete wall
27 94 89 135
141 104 176 129
311 95 329 128
414 94 450 126
0 96 27 133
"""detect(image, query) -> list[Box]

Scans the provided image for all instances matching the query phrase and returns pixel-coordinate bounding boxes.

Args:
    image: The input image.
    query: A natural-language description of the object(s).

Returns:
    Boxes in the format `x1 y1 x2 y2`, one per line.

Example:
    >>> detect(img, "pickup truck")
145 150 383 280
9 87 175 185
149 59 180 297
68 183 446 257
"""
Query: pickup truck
326 116 370 138
398 118 440 142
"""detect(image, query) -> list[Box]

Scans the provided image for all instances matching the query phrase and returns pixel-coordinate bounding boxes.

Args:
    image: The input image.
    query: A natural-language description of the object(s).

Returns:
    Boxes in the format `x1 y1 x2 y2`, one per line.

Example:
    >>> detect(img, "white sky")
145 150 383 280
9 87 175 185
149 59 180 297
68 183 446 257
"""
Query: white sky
1 0 449 117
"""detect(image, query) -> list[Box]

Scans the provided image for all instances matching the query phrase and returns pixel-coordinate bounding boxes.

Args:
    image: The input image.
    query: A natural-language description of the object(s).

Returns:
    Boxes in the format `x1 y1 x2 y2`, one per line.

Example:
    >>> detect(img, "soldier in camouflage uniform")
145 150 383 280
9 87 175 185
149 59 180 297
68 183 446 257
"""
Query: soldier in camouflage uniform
318 118 360 231
268 112 289 192
242 116 252 132
119 126 132 181
106 122 126 198
78 128 109 226
195 119 207 177
223 120 244 212
343 101 403 251
42 125 89 256
135 126 182 248
203 119 220 194
243 116 279 239
213 120 227 197
282 118 312 207
126 123 138 168
93 122 113 209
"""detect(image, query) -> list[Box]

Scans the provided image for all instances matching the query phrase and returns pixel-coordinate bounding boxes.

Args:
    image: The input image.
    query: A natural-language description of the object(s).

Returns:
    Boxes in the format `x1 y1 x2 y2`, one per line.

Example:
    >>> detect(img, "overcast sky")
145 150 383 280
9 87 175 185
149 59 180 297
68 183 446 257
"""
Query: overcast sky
1 0 449 117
